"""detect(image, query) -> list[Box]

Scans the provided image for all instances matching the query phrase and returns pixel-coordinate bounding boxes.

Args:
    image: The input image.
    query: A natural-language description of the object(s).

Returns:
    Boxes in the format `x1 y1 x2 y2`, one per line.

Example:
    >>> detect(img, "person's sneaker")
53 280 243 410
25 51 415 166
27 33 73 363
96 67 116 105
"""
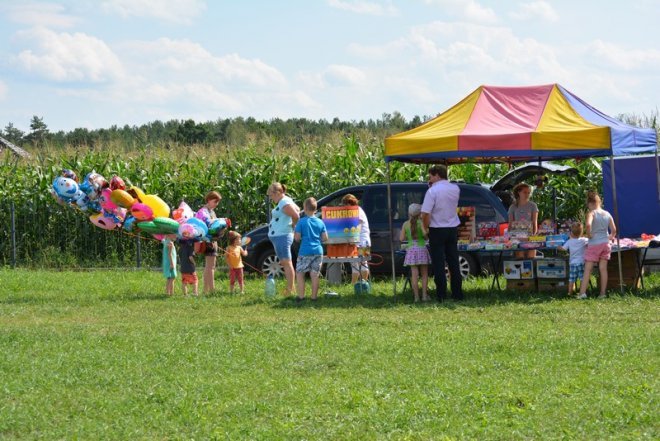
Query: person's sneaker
597 293 607 299
577 293 588 299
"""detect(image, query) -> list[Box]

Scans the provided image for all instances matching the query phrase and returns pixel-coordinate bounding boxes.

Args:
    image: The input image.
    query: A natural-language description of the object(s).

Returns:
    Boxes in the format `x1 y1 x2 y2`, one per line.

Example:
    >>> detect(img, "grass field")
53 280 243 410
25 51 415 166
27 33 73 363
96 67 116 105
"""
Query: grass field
0 269 658 440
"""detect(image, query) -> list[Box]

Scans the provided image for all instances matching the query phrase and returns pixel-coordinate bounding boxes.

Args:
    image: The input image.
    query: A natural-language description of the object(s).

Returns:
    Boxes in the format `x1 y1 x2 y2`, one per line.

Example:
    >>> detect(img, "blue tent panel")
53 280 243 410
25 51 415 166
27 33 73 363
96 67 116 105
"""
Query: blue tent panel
602 155 660 237
559 85 657 156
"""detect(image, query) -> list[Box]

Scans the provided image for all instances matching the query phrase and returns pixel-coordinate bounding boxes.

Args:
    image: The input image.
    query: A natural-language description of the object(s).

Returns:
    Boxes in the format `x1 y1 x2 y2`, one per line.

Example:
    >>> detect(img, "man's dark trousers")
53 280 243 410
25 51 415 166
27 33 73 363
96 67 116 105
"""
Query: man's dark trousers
428 226 463 301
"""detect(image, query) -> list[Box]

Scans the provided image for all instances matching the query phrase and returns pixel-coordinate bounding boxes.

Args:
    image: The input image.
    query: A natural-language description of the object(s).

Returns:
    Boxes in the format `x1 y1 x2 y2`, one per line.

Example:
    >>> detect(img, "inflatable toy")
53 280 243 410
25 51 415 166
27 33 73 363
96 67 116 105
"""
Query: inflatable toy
178 223 196 240
136 221 163 235
123 215 138 232
61 169 78 182
109 176 126 191
208 218 228 236
99 189 119 212
90 212 118 230
52 177 79 201
80 172 107 199
127 186 146 202
178 217 208 241
172 201 194 224
153 217 180 234
141 194 170 218
131 203 154 222
110 189 136 208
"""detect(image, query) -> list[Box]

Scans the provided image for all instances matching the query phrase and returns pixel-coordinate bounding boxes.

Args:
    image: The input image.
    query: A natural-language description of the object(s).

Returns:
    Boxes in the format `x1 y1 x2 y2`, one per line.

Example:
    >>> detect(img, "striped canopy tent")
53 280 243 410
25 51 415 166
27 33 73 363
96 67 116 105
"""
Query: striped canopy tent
383 84 658 295
384 84 657 163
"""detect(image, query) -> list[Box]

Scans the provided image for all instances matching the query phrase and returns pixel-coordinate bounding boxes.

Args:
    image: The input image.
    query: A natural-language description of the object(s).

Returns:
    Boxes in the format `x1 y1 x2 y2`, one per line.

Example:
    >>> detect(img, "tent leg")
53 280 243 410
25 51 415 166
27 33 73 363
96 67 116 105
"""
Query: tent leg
655 147 659 203
610 156 625 295
387 162 396 297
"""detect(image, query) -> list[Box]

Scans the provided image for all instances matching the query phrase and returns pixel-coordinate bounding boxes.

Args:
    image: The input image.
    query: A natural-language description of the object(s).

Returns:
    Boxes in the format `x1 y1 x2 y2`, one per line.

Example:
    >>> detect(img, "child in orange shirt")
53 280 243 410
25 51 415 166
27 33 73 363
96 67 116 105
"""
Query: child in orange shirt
225 231 248 294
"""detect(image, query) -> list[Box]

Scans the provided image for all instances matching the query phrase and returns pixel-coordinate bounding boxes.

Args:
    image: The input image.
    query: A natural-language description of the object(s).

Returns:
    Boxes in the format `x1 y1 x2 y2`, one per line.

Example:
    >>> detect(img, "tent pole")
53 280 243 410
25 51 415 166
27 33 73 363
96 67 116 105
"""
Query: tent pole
610 156 625 295
655 146 660 202
387 161 396 297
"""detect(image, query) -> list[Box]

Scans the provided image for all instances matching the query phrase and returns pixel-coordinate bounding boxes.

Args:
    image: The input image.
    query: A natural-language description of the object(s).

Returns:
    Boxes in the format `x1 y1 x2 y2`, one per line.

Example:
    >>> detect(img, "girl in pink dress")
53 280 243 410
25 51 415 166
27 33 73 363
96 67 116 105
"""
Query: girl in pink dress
399 203 431 302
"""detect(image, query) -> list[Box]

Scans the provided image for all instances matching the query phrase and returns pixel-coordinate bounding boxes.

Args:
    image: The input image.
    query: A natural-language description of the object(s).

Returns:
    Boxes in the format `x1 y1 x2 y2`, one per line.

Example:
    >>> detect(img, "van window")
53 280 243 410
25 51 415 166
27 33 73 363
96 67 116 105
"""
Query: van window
459 188 499 223
363 187 426 224
322 190 364 208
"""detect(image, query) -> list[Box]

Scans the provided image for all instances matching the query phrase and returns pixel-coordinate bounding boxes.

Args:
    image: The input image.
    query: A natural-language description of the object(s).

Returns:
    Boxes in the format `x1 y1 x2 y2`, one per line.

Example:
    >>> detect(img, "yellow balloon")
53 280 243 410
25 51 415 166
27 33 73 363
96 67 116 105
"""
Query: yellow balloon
110 189 135 208
142 194 170 218
128 186 146 202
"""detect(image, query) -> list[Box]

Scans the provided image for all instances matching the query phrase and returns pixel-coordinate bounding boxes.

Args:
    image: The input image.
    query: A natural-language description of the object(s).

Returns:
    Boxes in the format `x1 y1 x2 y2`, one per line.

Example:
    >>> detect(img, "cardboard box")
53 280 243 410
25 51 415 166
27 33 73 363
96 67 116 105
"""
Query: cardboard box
506 279 536 291
607 249 642 289
536 259 567 279
537 278 568 292
503 260 534 279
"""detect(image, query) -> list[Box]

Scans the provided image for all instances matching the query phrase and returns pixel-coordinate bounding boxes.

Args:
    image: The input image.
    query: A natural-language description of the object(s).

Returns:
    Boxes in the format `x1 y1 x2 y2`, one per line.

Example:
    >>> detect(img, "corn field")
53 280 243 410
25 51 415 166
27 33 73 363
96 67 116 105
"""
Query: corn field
0 138 602 268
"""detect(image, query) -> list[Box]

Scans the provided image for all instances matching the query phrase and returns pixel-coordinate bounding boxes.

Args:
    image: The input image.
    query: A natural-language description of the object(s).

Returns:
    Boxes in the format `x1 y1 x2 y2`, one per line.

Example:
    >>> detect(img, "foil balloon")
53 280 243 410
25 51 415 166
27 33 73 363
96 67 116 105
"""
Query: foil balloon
172 201 194 224
131 202 154 222
153 217 180 234
141 194 170 219
90 213 118 230
99 189 119 212
208 218 228 236
52 177 80 201
110 189 136 208
61 169 78 182
109 176 126 191
178 222 196 240
123 215 138 232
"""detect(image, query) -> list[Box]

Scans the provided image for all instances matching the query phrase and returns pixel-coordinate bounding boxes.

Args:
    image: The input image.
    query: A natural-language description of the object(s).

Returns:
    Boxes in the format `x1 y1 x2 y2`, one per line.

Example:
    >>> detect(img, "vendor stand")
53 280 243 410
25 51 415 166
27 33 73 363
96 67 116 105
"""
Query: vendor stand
384 84 658 295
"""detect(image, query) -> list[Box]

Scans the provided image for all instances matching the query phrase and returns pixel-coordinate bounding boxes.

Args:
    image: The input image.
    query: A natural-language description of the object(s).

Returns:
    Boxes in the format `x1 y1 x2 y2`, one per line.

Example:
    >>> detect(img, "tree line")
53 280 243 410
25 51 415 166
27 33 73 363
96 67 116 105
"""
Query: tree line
2 112 433 150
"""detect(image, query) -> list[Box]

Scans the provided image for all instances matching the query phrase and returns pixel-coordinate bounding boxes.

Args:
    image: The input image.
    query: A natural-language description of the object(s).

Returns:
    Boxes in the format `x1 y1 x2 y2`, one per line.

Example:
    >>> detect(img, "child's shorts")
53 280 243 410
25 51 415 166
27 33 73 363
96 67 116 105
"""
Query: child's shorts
569 263 584 283
296 255 323 274
182 273 198 284
584 242 611 262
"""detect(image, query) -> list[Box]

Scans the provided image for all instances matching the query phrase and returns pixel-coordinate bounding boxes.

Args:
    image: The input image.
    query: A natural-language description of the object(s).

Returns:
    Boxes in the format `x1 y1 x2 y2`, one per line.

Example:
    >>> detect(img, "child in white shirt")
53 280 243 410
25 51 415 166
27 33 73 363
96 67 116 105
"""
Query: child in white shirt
560 223 589 296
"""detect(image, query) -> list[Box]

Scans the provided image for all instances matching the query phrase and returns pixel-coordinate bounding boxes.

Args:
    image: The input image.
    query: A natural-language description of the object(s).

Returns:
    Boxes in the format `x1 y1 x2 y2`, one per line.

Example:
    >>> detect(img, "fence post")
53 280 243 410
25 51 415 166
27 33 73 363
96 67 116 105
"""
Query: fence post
11 201 16 268
136 233 142 269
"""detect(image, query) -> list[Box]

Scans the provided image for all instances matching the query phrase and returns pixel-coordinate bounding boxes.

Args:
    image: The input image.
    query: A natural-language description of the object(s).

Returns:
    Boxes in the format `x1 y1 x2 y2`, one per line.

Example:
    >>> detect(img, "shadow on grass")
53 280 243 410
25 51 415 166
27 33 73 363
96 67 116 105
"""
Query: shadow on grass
0 291 172 306
269 277 660 310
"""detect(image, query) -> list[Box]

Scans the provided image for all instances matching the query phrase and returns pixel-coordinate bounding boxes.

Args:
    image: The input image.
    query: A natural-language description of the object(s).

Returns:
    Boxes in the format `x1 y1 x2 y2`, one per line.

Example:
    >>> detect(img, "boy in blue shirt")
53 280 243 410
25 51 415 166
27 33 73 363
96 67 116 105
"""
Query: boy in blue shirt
294 197 328 301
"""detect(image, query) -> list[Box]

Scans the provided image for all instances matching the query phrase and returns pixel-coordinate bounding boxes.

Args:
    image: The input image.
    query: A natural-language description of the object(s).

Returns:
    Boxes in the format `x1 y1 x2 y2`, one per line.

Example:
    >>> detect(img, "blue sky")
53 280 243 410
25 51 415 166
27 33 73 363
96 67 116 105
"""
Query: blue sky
1 0 659 132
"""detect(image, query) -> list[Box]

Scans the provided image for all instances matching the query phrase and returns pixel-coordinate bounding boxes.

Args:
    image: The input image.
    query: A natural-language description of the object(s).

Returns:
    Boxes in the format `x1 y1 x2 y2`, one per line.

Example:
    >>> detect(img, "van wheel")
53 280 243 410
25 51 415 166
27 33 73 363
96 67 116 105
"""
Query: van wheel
257 249 284 277
445 253 477 279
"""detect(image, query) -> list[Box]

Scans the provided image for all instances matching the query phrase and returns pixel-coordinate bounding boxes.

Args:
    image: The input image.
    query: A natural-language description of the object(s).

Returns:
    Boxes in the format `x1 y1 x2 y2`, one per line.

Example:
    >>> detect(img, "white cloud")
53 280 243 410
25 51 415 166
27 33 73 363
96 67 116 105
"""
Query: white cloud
324 65 367 86
1 2 79 28
101 0 206 24
424 0 498 24
121 38 287 88
584 39 660 71
13 27 124 82
0 81 7 100
297 64 367 90
510 1 559 22
49 36 302 119
327 0 398 16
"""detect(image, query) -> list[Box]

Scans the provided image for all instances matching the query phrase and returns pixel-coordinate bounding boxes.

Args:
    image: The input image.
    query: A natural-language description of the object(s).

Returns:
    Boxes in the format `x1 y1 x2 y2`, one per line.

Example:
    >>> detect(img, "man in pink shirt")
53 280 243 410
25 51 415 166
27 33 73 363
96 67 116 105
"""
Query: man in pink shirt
421 165 464 301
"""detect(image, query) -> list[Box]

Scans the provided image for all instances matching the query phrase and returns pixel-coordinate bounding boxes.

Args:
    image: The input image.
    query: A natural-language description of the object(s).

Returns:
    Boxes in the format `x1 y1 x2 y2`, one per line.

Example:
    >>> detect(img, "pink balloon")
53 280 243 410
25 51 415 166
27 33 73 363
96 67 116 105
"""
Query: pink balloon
131 202 154 221
99 189 118 211
90 213 118 230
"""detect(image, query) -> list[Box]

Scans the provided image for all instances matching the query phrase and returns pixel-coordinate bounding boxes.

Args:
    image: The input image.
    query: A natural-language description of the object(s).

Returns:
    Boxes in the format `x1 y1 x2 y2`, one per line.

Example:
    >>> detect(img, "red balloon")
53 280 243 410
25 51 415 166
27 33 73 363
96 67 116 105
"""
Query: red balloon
110 176 126 191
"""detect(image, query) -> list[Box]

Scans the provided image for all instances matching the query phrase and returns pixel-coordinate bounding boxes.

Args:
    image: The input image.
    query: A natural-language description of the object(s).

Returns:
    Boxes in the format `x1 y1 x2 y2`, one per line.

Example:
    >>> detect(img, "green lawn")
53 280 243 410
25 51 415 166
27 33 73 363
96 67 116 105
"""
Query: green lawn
0 269 658 440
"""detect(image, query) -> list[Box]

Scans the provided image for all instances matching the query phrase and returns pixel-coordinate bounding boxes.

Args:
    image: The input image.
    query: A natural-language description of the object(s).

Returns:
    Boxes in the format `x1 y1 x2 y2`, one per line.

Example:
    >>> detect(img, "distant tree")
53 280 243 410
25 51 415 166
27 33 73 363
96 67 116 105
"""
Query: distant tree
27 116 49 146
3 122 25 144
408 115 423 129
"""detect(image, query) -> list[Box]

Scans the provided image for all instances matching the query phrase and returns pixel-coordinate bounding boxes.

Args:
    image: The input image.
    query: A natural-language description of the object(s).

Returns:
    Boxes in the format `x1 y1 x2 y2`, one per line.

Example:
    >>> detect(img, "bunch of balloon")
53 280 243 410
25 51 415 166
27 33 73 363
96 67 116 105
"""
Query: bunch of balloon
194 206 231 242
